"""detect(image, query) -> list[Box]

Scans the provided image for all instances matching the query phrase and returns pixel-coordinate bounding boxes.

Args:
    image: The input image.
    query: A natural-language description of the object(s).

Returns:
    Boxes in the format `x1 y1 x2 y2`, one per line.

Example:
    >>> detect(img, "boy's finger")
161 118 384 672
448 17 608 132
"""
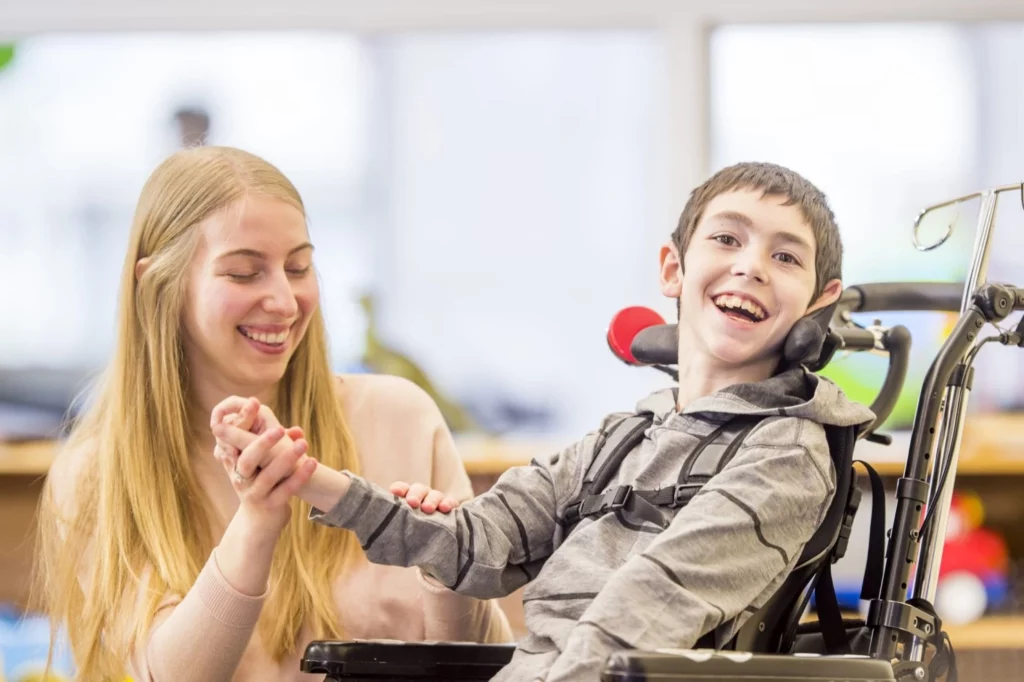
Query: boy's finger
236 397 260 432
390 481 411 497
406 482 430 509
437 497 461 513
211 396 249 428
286 426 305 441
420 489 446 514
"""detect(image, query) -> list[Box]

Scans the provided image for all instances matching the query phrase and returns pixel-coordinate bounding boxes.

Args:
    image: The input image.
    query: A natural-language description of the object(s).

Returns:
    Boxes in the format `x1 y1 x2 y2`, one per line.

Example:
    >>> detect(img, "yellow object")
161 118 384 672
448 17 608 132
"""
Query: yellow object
360 294 481 433
958 490 985 530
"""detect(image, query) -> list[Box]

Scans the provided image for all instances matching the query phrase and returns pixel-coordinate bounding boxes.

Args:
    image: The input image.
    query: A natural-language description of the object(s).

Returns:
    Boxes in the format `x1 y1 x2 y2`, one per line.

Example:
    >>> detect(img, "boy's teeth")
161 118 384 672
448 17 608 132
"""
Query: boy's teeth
713 295 766 320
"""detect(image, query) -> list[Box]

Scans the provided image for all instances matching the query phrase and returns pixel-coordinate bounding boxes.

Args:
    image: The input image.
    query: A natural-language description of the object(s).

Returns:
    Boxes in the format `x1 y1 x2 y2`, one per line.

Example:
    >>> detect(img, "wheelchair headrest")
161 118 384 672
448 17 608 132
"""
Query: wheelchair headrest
616 299 841 373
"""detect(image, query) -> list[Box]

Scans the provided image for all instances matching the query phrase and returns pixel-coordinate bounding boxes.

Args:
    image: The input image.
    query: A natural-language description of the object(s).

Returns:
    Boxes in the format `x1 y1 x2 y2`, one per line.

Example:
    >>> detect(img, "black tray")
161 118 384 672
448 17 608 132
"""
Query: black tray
300 641 516 681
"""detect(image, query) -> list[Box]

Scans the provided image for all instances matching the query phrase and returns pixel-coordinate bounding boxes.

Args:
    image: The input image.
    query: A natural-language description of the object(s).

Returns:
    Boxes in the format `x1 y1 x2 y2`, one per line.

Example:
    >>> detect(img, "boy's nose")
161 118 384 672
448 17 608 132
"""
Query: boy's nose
731 253 769 283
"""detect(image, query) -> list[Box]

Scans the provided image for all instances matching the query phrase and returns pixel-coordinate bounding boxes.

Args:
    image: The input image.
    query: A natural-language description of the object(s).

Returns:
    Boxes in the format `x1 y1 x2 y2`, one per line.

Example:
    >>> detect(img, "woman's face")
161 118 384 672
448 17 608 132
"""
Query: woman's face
180 195 319 405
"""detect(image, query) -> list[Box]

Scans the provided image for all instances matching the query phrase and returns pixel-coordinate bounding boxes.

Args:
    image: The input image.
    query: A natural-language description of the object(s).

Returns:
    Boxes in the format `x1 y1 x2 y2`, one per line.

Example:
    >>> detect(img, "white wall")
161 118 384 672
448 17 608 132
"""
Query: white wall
4 0 1024 239
5 0 1024 434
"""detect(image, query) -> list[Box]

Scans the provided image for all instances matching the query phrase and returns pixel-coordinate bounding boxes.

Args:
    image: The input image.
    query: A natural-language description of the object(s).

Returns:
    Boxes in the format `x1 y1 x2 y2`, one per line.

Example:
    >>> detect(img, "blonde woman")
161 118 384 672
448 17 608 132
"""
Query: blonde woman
33 146 512 682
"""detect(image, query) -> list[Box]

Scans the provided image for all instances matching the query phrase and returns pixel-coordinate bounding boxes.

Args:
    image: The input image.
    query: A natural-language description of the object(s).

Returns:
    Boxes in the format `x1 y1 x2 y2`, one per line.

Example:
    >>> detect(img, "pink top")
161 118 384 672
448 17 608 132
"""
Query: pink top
50 374 512 681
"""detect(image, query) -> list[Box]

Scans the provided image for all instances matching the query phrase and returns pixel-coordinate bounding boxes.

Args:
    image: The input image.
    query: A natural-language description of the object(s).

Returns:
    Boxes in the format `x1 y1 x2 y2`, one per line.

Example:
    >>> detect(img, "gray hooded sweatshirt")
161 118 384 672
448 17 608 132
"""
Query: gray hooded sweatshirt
311 368 875 681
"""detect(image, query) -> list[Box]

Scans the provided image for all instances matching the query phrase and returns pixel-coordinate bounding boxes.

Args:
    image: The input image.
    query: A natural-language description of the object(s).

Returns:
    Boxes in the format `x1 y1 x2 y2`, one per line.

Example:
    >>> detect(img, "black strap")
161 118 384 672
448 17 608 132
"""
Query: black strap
854 460 886 600
588 415 653 494
568 416 762 530
814 562 853 655
563 415 652 529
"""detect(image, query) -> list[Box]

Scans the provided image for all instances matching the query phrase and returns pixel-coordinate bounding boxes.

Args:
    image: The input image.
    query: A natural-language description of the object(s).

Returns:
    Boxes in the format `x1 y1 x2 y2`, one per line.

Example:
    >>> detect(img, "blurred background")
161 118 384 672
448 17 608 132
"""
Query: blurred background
2 0 1024 679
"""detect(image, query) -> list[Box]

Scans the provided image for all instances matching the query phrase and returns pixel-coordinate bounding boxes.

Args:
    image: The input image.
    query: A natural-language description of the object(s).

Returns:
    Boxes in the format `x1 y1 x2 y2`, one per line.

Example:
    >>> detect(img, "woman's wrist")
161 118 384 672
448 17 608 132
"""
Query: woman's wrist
216 509 282 597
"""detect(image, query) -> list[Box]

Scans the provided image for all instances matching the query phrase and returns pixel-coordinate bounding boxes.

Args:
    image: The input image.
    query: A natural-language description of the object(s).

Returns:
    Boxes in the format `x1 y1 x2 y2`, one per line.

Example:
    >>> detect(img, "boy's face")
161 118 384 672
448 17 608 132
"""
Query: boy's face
659 189 842 371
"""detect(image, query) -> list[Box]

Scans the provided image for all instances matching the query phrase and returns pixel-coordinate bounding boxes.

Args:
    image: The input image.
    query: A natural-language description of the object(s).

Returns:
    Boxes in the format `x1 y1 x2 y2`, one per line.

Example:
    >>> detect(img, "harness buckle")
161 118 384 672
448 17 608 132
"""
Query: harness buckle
609 485 633 511
672 483 703 507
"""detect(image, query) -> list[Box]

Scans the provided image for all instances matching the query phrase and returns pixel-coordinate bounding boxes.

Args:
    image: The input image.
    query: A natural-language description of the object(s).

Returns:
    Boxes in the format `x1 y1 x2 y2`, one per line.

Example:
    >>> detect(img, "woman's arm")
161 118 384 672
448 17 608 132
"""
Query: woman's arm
133 512 275 681
134 415 315 681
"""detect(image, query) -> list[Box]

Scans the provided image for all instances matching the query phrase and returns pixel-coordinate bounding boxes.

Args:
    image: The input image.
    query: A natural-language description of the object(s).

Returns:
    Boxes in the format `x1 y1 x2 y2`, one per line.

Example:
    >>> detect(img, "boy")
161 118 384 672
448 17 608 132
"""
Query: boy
217 162 875 681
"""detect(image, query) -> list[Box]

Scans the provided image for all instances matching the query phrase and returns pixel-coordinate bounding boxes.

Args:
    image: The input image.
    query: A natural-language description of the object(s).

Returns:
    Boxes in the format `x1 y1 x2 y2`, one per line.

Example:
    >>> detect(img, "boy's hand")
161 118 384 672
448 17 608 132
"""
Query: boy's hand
389 481 461 514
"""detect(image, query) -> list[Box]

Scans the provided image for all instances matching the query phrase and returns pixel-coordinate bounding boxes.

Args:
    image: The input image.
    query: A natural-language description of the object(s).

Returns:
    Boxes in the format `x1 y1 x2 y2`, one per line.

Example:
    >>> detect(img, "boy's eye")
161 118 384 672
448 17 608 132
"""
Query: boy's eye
712 234 740 247
287 266 312 277
774 252 801 266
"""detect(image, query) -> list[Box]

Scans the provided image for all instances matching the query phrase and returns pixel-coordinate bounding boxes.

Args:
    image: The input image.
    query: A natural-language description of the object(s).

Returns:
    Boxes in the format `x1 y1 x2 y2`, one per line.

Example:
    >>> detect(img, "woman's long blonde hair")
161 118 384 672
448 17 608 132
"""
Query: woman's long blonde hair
32 146 361 680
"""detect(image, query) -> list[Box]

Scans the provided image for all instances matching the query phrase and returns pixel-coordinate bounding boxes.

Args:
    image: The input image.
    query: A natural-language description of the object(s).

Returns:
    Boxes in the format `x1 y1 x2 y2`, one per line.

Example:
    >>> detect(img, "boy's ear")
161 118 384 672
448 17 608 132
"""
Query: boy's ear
806 278 843 315
659 243 683 298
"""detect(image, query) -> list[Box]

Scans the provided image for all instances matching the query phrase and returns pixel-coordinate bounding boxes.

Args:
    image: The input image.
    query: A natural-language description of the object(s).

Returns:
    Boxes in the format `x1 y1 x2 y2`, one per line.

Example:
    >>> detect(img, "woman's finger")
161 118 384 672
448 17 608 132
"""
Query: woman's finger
267 456 318 508
390 481 411 497
253 404 283 434
213 422 260 452
247 434 303 498
285 426 304 441
233 426 285 482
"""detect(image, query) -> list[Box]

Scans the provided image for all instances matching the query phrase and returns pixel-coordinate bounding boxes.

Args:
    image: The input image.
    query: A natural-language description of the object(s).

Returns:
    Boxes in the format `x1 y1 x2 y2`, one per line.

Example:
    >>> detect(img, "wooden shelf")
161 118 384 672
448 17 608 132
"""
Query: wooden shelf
5 411 1024 479
945 616 1024 650
0 440 56 476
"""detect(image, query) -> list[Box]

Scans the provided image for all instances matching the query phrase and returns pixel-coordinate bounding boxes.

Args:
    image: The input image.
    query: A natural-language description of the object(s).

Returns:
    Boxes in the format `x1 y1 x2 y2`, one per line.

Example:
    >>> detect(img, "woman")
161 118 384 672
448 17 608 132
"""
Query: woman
33 146 512 682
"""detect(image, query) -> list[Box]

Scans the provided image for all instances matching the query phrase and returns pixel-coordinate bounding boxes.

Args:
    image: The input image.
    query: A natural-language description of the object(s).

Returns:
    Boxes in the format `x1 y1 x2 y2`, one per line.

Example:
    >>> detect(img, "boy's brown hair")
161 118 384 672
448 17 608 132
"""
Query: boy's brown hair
671 162 842 301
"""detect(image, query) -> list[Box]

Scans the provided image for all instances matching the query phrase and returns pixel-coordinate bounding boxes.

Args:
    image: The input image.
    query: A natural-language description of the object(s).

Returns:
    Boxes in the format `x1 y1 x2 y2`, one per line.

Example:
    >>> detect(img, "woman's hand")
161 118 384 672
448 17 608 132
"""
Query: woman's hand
389 481 461 514
211 396 317 536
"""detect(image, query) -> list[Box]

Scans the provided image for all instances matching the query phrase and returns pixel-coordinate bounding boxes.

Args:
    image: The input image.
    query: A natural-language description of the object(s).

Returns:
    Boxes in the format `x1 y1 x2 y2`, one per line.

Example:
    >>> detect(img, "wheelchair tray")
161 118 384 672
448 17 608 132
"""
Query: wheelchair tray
300 640 516 680
601 650 895 681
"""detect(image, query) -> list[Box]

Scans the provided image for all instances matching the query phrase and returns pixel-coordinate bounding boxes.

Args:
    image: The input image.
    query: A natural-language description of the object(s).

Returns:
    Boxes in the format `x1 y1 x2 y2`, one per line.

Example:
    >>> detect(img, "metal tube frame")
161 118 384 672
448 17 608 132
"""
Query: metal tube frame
870 184 1022 663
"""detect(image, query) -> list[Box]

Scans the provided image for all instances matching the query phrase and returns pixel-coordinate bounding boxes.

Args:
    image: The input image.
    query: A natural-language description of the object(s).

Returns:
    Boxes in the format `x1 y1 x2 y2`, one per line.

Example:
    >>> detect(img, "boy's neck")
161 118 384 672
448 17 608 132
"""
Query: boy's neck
673 347 780 412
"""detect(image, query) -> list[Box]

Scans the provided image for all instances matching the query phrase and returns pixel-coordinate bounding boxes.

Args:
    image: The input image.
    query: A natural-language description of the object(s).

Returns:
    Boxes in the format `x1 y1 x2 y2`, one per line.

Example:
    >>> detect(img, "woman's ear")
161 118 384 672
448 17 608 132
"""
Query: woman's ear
659 243 683 299
135 256 151 282
807 278 843 315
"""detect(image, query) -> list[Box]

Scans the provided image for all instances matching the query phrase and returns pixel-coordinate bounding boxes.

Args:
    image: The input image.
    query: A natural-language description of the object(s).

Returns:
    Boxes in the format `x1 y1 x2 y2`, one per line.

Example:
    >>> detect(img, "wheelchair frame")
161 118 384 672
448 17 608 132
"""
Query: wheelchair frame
300 183 1024 681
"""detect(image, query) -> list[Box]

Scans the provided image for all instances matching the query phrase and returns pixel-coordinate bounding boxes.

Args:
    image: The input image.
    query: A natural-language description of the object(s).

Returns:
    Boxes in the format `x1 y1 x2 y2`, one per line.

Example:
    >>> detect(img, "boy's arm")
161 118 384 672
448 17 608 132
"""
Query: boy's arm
304 436 590 600
542 417 836 682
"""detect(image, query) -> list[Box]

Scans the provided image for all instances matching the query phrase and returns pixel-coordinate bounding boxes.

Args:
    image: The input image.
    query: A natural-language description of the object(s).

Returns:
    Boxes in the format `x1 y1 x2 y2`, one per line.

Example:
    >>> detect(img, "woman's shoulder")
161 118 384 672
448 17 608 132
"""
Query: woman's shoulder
45 433 95 515
333 373 456 484
334 373 443 425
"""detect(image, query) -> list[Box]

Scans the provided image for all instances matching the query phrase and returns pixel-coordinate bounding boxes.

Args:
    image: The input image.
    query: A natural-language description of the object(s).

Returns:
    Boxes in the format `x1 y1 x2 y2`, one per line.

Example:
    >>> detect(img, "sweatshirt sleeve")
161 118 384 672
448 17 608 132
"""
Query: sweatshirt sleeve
415 397 515 643
542 416 837 681
310 430 594 600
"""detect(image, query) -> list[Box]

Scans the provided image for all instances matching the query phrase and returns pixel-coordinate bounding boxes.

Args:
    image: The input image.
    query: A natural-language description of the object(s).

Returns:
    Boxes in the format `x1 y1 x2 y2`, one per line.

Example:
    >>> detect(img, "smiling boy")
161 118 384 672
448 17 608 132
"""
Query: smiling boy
214 162 875 681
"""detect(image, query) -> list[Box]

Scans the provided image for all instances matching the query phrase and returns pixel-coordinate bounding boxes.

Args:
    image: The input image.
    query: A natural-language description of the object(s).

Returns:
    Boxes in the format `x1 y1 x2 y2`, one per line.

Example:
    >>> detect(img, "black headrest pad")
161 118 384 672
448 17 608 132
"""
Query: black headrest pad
631 299 840 372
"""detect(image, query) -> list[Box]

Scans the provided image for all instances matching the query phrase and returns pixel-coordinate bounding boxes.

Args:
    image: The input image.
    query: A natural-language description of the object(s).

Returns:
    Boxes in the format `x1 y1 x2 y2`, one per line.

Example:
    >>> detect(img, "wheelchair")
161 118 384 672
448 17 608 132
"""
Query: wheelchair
301 183 1024 681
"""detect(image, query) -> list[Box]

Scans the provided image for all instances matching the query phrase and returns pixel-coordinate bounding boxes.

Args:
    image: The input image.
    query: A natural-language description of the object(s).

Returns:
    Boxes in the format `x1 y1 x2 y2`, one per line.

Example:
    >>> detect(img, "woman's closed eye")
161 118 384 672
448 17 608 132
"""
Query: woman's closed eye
225 266 311 282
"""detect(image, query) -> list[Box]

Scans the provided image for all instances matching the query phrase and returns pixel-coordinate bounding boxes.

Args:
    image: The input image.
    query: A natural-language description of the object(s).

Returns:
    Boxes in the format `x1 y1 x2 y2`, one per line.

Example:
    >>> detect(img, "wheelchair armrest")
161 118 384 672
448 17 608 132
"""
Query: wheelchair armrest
300 640 516 680
602 650 894 681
